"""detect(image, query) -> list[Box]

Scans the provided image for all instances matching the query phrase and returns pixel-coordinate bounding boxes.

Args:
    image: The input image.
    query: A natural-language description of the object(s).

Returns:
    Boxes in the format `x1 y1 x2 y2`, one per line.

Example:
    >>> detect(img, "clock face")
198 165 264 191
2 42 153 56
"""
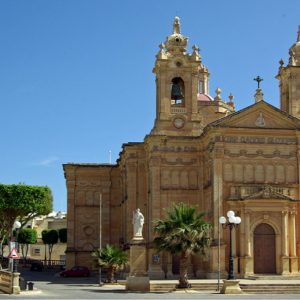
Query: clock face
173 118 184 129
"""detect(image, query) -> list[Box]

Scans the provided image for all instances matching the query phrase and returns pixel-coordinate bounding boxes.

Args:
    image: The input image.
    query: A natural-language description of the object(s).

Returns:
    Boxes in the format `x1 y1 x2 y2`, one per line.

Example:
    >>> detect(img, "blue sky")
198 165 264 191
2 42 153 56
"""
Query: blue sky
1 0 299 212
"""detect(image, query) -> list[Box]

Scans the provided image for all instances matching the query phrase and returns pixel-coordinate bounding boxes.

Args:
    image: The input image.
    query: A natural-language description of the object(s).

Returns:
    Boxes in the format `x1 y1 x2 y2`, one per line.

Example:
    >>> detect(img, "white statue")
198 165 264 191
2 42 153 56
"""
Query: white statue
132 208 144 237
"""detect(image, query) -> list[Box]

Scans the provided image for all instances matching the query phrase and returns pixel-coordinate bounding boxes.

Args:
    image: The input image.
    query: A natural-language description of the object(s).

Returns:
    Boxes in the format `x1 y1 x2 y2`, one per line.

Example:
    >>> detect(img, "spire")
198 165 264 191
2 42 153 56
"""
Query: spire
165 16 188 54
173 16 181 34
288 25 300 66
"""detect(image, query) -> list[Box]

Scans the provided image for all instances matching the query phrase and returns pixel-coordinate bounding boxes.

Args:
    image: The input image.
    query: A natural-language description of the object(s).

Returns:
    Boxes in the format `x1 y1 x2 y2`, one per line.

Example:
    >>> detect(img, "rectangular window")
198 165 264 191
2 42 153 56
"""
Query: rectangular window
33 249 40 255
199 81 203 94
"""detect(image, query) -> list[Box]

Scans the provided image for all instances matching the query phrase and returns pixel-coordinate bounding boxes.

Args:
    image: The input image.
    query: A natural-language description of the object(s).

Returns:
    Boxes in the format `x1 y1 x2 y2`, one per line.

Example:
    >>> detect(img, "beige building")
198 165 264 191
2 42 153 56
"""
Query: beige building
63 18 300 278
4 212 67 262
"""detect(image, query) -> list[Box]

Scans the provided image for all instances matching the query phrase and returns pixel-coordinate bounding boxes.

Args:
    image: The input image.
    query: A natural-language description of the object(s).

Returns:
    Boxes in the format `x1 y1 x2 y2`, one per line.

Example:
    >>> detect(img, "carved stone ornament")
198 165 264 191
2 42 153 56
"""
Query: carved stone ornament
255 113 266 127
150 158 161 166
224 149 296 159
162 146 196 152
161 158 197 165
213 148 224 158
173 117 185 129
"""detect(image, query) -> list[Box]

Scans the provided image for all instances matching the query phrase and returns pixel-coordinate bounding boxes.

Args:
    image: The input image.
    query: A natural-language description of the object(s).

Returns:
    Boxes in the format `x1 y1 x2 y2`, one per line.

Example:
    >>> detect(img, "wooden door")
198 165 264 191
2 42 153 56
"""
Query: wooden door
172 256 180 274
254 223 276 274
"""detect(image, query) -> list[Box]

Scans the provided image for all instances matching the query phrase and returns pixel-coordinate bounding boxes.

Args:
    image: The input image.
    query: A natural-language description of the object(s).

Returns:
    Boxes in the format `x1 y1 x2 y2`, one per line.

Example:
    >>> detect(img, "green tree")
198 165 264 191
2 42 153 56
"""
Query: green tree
41 229 58 263
152 203 213 288
58 228 67 243
18 228 38 266
92 244 129 283
0 233 8 269
0 183 53 253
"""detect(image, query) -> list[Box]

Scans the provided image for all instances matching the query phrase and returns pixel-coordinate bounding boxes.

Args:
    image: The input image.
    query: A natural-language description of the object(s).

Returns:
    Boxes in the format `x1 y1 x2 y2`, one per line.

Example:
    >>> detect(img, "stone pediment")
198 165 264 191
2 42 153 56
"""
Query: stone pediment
207 101 300 130
228 185 298 201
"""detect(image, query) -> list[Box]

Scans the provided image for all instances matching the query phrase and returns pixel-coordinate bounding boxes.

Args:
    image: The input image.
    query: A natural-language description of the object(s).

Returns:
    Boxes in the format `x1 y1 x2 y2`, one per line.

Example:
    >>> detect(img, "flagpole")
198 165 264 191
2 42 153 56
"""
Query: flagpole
99 193 102 286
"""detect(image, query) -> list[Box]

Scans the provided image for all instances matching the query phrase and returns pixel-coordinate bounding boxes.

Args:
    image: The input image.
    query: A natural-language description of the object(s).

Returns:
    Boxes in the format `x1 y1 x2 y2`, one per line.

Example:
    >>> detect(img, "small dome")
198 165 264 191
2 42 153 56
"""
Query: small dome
197 93 214 101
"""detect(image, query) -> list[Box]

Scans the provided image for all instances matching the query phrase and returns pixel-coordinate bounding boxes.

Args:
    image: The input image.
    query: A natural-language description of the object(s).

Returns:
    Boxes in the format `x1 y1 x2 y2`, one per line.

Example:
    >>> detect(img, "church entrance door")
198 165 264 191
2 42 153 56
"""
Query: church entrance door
172 256 180 274
254 223 276 274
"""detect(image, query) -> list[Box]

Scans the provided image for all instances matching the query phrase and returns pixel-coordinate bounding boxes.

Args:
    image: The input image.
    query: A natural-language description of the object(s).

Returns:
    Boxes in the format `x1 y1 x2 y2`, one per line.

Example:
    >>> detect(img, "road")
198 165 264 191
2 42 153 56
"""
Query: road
0 268 299 299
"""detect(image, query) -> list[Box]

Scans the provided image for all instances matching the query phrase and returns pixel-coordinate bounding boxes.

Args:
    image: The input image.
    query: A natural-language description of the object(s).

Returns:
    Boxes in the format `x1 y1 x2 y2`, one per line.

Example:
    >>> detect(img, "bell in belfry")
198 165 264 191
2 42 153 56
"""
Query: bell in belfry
171 79 184 101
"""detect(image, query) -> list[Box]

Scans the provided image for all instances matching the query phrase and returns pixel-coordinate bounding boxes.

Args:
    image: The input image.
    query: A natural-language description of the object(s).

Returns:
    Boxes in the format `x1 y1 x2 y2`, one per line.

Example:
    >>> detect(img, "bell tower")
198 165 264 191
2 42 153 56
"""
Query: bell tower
276 25 300 118
150 17 207 136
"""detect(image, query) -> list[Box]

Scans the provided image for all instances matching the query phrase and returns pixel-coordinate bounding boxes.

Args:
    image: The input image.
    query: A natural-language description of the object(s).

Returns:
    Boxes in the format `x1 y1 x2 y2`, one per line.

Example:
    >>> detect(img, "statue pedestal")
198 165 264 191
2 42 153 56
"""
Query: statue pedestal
220 280 243 294
126 238 150 292
147 248 165 279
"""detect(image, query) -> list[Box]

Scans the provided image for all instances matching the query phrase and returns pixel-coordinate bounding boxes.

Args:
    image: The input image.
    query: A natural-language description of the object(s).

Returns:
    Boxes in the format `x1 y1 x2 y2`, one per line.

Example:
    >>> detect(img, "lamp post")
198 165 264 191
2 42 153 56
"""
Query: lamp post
219 211 241 280
13 221 21 273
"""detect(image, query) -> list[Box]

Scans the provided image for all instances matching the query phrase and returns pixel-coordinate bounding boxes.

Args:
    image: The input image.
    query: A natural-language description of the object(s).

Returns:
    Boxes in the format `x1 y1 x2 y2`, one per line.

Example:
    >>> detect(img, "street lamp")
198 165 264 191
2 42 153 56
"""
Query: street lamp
219 211 241 280
13 221 21 273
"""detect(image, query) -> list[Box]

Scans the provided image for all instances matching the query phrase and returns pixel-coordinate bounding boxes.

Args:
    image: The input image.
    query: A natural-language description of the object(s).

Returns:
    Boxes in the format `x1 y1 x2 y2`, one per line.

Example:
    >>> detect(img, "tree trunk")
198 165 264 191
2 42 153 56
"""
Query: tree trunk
178 251 189 288
108 266 114 283
49 244 53 266
24 244 28 267
21 244 25 266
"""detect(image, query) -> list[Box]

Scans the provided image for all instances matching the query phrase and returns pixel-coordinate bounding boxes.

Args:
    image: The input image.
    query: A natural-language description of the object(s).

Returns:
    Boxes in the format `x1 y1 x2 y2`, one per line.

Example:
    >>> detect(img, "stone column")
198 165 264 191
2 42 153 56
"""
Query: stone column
166 253 173 279
147 248 165 279
64 167 76 269
289 212 298 273
126 158 137 240
187 253 194 278
281 211 290 274
243 211 253 276
232 225 238 278
206 146 227 279
196 256 205 279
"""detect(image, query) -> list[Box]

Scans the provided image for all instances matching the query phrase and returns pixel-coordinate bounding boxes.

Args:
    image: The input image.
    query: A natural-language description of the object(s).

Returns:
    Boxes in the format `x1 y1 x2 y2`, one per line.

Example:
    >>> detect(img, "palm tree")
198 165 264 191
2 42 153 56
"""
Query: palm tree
92 244 129 283
152 203 213 288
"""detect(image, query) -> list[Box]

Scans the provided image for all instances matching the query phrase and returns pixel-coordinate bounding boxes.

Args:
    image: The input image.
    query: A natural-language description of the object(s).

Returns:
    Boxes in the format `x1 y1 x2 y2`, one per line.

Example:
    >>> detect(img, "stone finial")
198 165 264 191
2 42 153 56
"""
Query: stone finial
297 25 300 42
227 93 235 107
254 88 264 103
214 87 222 101
156 43 167 59
192 44 199 51
279 59 284 66
192 44 201 60
159 43 165 50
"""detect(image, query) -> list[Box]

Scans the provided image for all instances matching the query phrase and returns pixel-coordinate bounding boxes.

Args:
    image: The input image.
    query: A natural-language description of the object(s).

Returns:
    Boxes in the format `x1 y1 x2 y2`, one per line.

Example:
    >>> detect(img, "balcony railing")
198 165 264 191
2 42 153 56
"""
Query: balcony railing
171 107 187 114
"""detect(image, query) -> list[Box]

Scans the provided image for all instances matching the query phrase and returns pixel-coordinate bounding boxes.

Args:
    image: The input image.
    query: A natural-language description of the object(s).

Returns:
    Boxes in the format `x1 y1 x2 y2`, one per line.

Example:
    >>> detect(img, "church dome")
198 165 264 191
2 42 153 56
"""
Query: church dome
197 93 214 101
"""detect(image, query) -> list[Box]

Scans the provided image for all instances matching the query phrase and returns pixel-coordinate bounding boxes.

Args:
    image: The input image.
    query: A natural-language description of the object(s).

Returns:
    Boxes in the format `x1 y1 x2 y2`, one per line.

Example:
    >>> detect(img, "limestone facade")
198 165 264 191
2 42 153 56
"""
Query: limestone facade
63 19 300 278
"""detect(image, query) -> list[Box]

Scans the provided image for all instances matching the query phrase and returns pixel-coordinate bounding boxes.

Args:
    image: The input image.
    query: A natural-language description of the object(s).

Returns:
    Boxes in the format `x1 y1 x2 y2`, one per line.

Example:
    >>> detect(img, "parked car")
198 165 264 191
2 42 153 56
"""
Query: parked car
30 261 44 271
60 266 90 277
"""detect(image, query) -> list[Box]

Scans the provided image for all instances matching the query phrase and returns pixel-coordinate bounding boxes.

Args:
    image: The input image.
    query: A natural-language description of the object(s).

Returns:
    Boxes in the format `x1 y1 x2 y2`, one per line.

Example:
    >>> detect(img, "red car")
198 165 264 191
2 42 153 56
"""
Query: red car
60 266 90 277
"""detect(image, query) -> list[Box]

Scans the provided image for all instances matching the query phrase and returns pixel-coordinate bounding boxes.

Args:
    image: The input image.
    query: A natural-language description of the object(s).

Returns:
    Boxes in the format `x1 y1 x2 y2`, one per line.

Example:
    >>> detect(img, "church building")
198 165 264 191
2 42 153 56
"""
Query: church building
63 18 300 278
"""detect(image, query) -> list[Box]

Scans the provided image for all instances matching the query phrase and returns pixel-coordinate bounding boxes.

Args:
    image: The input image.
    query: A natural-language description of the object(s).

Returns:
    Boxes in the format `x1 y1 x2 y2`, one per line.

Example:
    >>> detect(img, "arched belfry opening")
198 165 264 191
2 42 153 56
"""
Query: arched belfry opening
171 77 185 106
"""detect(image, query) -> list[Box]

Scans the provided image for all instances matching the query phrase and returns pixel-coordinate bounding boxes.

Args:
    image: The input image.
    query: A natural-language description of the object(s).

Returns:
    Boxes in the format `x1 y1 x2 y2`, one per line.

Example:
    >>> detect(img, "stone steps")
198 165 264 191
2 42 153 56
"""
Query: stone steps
150 283 300 294
240 284 300 294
